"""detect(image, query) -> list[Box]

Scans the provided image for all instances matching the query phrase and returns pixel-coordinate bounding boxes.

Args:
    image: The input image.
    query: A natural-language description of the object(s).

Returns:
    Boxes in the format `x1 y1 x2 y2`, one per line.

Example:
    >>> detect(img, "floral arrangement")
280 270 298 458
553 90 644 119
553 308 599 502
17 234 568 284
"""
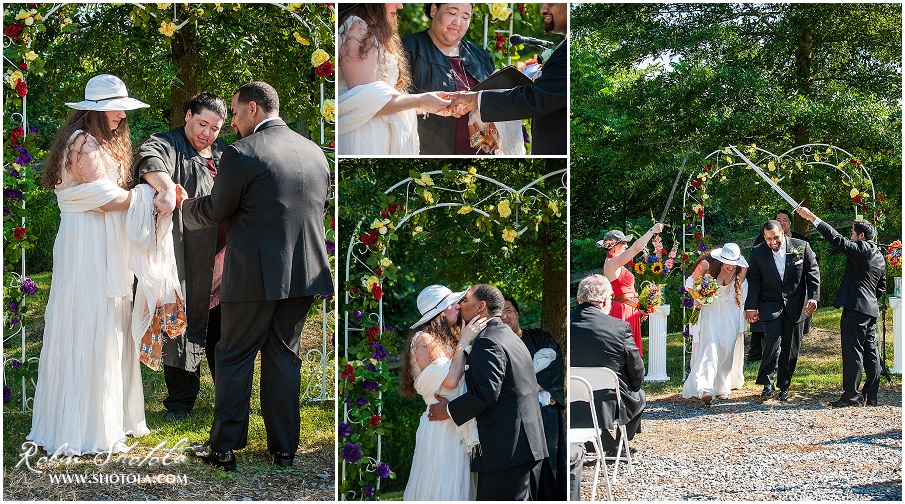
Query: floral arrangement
629 234 678 321
887 240 902 273
680 273 719 326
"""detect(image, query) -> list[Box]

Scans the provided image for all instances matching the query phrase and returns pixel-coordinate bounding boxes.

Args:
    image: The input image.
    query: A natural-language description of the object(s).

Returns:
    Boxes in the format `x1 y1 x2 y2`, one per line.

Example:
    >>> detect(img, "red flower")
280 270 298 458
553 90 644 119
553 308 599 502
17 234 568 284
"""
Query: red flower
4 23 23 39
852 194 862 204
315 60 334 78
691 179 702 188
705 164 712 172
518 4 525 14
331 216 335 230
374 267 383 275
328 140 335 148
367 326 379 341
369 415 381 427
863 204 869 210
18 62 27 71
341 364 356 382
878 195 885 201
681 253 690 264
15 79 27 98
661 248 669 255
627 261 633 270
388 203 400 214
13 227 26 240
351 287 359 294
372 283 383 300
697 208 705 218
9 126 24 145
694 232 703 241
381 210 389 218
360 231 378 246
877 210 882 218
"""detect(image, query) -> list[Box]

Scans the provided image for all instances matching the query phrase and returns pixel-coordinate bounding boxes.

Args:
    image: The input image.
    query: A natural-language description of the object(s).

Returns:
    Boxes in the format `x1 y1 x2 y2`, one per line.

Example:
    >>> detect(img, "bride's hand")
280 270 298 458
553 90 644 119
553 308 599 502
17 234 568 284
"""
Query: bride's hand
154 188 177 217
419 92 453 114
459 316 488 347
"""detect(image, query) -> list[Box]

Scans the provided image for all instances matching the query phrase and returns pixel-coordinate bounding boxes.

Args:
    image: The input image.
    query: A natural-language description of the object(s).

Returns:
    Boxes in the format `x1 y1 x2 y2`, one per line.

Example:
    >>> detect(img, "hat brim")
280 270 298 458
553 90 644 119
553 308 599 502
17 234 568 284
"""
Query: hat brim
596 235 632 249
410 289 467 329
709 247 749 268
66 97 150 111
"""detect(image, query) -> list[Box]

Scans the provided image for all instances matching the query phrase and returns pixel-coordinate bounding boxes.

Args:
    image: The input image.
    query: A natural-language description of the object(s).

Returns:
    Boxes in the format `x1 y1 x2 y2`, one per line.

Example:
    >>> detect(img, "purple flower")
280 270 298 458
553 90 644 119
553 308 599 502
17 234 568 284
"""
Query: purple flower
3 206 9 216
697 242 707 252
4 189 23 201
8 301 19 314
10 316 20 325
28 126 38 133
681 297 694 309
363 484 374 497
685 363 691 372
361 380 379 391
21 277 37 296
326 240 335 253
354 310 363 323
646 255 657 264
376 461 391 479
355 397 368 407
687 223 693 229
11 359 21 370
8 169 20 179
3 385 10 403
366 363 376 372
370 343 388 361
14 147 32 165
344 397 352 404
340 443 362 463
682 330 691 340
678 286 687 295
338 422 353 438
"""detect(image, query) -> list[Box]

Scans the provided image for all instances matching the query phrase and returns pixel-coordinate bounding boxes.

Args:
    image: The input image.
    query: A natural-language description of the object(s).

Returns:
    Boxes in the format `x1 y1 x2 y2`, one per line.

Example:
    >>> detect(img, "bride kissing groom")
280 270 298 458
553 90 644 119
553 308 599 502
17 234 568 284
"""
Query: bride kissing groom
402 283 550 501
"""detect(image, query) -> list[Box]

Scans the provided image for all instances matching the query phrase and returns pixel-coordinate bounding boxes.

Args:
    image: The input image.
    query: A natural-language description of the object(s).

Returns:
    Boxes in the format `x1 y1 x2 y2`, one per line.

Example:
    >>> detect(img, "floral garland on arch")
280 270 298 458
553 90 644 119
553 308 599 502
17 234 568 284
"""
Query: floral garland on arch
339 167 565 500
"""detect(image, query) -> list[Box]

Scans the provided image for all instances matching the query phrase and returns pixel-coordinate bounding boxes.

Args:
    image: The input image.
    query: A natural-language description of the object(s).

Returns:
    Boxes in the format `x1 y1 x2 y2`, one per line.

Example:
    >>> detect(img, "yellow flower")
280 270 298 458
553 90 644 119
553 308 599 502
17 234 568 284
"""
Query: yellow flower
371 218 391 234
724 156 732 165
321 99 335 122
16 9 34 20
413 226 423 235
702 193 710 200
415 173 434 186
548 200 561 217
7 70 23 87
423 190 434 204
233 5 241 11
458 205 473 215
380 257 392 268
155 3 171 9
850 188 860 199
489 3 512 21
767 161 776 171
502 228 517 243
468 166 477 175
497 200 512 218
25 51 37 61
311 48 330 67
158 21 177 37
287 3 302 11
24 16 34 26
363 275 378 291
293 32 310 45
825 147 833 155
771 177 779 184
814 154 821 162
856 214 864 221
722 147 732 155
651 262 663 274
214 3 223 12
634 262 646 275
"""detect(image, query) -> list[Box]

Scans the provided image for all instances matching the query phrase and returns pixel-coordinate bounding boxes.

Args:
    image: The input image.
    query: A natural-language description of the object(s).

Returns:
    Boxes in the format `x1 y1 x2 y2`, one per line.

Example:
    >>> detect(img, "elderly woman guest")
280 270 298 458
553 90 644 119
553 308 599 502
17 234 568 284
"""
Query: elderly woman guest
597 223 665 357
338 3 452 155
402 3 495 155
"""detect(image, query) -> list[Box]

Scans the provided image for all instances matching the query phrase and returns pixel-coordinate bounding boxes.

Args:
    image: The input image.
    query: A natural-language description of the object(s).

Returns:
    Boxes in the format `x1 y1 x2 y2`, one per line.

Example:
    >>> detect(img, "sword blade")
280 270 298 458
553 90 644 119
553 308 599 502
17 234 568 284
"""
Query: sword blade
728 145 801 209
659 150 690 224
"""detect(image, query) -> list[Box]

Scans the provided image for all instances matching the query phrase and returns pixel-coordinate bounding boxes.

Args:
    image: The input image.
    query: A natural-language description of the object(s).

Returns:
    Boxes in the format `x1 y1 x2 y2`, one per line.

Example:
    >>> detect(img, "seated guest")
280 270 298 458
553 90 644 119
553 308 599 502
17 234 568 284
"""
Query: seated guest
570 274 646 454
502 295 566 499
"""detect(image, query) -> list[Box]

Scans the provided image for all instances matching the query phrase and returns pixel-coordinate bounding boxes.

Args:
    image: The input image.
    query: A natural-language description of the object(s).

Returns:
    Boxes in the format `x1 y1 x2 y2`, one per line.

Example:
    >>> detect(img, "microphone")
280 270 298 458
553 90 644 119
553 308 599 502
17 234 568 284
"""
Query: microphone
509 34 554 49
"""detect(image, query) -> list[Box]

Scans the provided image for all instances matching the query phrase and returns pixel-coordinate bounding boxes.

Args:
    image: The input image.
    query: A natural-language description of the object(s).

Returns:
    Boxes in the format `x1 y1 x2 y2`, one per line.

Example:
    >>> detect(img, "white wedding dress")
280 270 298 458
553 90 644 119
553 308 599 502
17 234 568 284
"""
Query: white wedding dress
337 15 419 155
27 131 149 455
403 335 476 501
682 276 747 399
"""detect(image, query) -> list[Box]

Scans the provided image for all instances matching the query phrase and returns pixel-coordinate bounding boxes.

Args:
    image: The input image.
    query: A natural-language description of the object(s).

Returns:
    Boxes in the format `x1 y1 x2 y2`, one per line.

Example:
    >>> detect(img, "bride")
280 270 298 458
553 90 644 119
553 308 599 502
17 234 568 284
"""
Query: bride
682 243 749 405
338 3 452 155
400 285 487 501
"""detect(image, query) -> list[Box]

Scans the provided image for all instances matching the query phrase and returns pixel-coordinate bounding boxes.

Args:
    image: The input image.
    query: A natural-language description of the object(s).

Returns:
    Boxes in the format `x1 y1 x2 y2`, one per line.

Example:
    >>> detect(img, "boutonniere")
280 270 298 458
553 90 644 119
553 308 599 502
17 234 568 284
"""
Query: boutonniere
787 245 805 260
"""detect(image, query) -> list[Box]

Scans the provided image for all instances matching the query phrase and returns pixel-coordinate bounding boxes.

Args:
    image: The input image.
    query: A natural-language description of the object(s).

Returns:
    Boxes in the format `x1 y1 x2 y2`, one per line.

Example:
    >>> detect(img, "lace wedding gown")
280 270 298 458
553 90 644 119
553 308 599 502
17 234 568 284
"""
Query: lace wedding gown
337 15 419 155
682 277 747 399
403 335 475 501
27 131 149 455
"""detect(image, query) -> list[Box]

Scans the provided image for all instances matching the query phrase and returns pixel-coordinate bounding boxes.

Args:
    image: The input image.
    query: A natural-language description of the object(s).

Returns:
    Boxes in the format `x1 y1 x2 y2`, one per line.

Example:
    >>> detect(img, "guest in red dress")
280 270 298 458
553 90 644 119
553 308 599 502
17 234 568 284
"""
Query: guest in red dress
597 223 666 356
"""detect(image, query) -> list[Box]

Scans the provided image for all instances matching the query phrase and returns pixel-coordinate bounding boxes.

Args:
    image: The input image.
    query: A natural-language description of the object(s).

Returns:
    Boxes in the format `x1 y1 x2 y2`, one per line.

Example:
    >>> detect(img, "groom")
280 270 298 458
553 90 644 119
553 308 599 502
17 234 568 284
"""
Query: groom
745 220 820 401
429 284 548 500
176 81 333 470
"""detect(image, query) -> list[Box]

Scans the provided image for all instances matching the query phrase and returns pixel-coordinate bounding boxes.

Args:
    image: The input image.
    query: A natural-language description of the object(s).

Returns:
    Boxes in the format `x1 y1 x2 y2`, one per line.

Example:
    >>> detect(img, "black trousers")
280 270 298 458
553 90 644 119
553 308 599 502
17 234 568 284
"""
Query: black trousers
569 444 584 501
840 308 880 398
209 296 314 453
163 304 222 414
477 458 544 501
757 311 804 390
747 330 764 362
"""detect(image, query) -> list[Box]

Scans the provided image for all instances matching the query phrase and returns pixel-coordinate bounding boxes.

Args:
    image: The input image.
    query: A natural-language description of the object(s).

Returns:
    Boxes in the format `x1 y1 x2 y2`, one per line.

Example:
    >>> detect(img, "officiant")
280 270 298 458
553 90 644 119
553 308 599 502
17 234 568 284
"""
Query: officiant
402 3 495 155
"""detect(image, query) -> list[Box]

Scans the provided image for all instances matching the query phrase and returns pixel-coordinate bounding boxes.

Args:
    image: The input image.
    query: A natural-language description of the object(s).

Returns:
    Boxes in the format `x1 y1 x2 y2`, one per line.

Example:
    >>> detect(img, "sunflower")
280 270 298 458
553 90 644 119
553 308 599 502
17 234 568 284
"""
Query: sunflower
651 262 664 275
634 262 646 275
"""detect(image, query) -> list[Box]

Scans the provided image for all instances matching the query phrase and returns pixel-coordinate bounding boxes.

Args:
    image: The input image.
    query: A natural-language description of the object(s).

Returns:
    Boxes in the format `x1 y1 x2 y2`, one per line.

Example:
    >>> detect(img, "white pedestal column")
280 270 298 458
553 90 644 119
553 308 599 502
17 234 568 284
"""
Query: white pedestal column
889 296 902 374
645 304 670 381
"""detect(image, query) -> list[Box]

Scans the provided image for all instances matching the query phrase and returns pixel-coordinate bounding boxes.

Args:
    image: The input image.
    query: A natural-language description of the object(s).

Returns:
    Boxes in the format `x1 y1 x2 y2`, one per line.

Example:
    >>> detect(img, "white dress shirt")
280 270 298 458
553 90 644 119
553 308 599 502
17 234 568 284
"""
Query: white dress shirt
772 238 787 280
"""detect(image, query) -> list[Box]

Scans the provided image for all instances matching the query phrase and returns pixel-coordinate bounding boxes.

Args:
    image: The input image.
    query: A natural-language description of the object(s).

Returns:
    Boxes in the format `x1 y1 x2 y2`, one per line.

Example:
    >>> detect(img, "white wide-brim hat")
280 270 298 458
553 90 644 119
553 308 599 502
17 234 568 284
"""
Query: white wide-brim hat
710 243 748 268
66 74 149 111
411 285 467 329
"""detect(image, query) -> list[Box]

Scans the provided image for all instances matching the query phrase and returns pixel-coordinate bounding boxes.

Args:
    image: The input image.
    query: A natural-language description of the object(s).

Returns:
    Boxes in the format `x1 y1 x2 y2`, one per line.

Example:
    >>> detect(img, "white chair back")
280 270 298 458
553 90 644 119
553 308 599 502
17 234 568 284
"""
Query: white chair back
571 366 623 416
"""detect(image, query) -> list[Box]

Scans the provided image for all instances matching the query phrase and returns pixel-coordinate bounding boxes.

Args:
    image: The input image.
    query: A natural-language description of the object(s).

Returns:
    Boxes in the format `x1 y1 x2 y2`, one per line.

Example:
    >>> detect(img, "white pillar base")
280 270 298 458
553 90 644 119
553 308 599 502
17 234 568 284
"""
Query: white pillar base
889 296 902 374
645 304 670 381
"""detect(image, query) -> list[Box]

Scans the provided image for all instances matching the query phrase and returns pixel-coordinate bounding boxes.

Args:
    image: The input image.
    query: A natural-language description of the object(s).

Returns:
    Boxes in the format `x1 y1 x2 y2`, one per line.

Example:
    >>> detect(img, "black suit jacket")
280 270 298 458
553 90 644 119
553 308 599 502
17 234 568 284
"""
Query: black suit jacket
181 118 333 302
744 238 820 323
478 40 567 155
448 318 548 473
815 220 886 317
569 303 645 430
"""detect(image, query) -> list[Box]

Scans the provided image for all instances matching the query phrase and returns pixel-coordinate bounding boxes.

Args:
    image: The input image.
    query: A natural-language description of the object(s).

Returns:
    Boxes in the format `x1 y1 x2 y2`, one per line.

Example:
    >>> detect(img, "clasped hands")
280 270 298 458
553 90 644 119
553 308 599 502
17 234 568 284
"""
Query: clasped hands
151 185 189 217
422 91 479 118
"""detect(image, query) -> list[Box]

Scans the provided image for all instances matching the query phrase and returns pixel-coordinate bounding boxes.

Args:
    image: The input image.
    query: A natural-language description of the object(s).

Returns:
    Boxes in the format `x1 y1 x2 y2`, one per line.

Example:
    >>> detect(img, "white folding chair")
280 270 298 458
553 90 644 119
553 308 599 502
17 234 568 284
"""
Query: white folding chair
571 367 635 483
568 376 613 501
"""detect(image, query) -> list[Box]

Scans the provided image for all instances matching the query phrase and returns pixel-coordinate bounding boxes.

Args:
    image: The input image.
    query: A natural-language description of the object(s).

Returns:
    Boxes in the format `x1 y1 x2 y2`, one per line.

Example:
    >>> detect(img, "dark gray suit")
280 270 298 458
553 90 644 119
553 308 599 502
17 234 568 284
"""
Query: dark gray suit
181 118 332 454
745 238 820 391
815 220 886 399
448 318 548 500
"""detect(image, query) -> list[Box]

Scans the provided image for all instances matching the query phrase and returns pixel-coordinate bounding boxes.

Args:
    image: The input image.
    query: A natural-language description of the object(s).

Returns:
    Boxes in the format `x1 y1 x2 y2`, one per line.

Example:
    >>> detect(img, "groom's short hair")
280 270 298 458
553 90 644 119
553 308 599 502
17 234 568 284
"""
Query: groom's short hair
763 220 782 232
472 284 504 316
853 219 876 241
235 81 280 115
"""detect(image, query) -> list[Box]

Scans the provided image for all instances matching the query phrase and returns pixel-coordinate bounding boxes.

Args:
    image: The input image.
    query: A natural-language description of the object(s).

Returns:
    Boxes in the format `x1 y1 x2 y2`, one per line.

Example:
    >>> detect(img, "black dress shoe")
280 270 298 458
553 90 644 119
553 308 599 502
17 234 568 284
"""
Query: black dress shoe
778 389 790 401
270 450 295 467
190 441 236 472
861 394 878 407
760 385 775 398
830 397 860 408
165 410 188 422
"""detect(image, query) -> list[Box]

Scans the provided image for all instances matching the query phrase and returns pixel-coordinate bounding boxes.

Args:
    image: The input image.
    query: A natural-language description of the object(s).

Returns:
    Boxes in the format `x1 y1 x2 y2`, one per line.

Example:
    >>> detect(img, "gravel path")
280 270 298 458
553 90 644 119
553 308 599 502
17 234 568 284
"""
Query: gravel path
581 386 902 501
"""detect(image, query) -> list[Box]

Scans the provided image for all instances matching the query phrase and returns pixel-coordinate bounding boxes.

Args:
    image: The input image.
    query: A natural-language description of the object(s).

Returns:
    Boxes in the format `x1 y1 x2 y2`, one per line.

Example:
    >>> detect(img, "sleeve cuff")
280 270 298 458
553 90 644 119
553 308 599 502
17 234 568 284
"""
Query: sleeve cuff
477 91 483 111
446 403 452 420
813 217 823 227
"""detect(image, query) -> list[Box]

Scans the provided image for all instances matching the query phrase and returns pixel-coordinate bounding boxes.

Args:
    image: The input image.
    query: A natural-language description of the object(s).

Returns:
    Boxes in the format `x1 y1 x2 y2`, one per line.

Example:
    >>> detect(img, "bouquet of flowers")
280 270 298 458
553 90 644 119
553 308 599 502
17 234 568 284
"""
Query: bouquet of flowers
887 240 902 272
681 273 719 325
637 281 663 322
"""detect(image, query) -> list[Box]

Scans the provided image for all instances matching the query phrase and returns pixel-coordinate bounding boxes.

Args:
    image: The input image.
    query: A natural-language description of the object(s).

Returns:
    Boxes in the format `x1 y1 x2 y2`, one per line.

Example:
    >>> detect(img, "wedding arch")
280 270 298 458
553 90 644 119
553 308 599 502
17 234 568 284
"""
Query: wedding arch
3 3 335 410
678 143 879 377
339 167 567 500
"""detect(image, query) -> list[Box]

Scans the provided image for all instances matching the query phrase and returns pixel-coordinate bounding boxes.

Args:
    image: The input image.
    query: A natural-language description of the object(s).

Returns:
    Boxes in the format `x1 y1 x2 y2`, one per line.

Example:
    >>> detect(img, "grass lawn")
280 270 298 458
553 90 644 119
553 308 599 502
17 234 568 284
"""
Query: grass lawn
640 305 902 397
3 272 336 500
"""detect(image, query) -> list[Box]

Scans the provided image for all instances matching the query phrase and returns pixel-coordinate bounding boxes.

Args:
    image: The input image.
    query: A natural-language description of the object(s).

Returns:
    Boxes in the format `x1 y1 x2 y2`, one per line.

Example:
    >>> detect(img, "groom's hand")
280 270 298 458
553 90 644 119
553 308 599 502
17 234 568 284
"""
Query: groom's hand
174 184 188 210
428 394 450 422
745 310 759 323
805 299 818 315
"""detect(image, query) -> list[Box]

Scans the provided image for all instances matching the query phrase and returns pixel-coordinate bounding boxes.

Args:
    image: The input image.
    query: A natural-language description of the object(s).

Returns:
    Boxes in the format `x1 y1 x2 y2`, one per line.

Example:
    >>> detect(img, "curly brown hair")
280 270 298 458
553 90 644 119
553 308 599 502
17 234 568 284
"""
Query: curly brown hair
399 312 459 398
690 252 744 307
339 3 412 92
41 110 133 189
